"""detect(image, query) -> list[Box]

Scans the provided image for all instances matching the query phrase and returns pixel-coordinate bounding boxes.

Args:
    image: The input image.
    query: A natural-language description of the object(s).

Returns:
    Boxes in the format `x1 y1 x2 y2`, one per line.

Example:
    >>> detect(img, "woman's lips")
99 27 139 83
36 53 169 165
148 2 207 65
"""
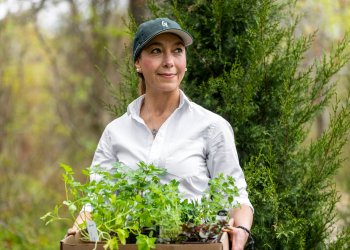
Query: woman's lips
158 73 176 77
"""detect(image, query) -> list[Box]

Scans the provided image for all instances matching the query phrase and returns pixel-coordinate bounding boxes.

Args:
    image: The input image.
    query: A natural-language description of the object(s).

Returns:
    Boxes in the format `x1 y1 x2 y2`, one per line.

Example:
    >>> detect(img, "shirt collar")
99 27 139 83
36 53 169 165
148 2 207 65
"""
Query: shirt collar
127 90 191 117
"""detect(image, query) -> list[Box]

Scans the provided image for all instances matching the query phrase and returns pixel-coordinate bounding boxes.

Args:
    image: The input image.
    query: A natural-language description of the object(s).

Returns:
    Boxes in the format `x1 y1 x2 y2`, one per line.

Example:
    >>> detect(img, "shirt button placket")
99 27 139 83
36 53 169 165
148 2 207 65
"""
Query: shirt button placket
148 131 164 167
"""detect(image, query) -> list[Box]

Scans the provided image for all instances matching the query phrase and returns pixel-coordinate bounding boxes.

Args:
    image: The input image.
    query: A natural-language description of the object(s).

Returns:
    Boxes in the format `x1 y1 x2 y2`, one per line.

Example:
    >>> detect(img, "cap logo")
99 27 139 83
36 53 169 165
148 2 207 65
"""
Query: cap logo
161 20 168 27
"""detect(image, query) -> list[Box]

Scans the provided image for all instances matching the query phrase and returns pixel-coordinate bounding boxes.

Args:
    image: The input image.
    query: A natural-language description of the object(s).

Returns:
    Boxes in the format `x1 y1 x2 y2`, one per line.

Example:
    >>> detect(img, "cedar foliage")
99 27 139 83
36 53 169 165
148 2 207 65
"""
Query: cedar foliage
112 0 350 248
150 0 350 249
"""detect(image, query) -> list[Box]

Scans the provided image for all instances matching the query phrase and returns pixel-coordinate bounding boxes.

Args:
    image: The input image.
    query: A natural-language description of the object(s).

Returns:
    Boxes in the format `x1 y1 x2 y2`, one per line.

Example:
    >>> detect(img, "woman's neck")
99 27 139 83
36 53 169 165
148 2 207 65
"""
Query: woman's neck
140 90 180 136
143 89 180 115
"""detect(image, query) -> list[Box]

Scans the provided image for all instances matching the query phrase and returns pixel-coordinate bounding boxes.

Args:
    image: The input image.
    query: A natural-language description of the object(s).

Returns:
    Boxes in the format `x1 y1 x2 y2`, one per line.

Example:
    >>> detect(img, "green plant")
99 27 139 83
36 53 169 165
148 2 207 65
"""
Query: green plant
41 162 239 250
144 0 350 248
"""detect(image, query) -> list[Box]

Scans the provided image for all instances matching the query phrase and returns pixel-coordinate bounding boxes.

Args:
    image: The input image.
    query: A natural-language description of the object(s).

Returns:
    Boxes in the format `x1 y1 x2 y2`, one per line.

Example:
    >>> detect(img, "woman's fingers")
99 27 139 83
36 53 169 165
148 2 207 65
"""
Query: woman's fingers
228 217 234 226
67 228 77 236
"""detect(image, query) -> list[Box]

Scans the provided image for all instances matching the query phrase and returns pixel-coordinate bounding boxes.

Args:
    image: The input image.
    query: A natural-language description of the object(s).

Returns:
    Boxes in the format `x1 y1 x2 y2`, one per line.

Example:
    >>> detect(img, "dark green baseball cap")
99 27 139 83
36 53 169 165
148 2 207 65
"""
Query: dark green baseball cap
133 18 193 61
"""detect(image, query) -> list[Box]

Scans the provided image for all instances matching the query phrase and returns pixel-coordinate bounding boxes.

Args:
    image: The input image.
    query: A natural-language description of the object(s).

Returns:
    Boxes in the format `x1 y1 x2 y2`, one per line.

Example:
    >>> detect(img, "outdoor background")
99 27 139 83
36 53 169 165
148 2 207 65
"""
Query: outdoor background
0 0 349 249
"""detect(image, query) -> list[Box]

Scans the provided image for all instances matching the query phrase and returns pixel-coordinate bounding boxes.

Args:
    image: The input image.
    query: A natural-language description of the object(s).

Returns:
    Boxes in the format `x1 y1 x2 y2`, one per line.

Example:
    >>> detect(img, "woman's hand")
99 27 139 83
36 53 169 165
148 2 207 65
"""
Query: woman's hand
67 211 92 236
67 226 79 236
222 225 249 250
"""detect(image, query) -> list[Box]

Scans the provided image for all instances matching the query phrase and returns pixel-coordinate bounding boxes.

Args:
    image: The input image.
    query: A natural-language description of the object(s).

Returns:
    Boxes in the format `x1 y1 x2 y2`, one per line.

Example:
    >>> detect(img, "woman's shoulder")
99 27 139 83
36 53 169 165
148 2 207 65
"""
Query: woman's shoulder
189 101 228 124
104 112 129 130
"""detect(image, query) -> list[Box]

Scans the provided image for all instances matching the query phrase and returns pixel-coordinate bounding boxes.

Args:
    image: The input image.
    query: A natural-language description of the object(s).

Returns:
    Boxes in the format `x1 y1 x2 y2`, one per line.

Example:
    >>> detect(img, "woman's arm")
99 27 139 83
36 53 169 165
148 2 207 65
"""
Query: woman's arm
231 204 253 229
222 204 253 250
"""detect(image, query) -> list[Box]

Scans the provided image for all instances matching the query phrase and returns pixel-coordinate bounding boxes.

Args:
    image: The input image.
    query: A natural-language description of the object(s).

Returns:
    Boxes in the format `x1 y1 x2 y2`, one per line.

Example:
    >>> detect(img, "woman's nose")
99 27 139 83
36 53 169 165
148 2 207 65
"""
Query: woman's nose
163 52 174 68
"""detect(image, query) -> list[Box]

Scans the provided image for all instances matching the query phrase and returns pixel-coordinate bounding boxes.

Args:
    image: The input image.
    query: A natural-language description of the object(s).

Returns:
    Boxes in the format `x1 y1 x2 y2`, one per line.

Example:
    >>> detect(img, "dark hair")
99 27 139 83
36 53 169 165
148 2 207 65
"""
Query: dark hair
137 72 146 95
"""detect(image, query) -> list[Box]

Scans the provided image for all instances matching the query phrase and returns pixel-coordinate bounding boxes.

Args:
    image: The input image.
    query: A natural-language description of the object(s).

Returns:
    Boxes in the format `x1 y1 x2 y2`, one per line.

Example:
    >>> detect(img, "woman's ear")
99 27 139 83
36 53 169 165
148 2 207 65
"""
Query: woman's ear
135 59 142 72
135 61 140 73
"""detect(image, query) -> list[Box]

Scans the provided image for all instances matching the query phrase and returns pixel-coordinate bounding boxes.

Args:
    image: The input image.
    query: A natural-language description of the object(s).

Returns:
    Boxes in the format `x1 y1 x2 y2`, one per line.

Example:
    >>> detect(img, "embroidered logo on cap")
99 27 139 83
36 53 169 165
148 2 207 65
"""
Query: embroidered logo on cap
161 20 168 27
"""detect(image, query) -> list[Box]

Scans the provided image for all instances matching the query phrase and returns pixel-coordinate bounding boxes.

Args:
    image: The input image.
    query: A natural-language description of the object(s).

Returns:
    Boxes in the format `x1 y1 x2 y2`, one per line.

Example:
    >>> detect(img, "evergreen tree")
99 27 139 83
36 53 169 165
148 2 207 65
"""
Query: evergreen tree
115 0 350 248
108 0 350 248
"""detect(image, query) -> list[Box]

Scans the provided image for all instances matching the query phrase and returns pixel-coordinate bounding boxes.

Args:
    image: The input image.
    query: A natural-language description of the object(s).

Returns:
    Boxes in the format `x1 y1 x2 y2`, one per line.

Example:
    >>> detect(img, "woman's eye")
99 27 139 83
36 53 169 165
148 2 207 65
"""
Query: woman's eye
151 48 161 54
175 48 183 53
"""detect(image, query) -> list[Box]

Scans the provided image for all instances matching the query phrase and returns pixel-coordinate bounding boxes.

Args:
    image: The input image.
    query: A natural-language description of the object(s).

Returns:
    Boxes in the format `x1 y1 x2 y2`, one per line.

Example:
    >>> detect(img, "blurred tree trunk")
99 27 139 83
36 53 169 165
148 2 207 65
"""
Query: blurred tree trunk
0 19 12 154
0 85 12 153
129 0 150 24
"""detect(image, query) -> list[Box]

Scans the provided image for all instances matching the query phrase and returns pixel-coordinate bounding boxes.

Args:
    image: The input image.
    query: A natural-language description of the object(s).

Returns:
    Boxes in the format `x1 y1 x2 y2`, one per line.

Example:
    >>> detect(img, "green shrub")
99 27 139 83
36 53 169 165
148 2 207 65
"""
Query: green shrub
135 0 350 248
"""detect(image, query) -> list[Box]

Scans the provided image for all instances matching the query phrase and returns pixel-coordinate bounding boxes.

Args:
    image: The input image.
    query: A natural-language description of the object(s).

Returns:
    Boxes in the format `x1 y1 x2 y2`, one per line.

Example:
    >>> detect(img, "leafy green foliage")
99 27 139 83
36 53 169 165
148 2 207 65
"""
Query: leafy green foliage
42 162 239 249
142 0 350 248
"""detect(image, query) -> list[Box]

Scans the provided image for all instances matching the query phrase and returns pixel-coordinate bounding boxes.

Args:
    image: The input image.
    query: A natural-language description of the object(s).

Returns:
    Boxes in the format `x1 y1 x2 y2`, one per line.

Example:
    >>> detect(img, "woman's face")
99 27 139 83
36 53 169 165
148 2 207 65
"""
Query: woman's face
135 33 187 94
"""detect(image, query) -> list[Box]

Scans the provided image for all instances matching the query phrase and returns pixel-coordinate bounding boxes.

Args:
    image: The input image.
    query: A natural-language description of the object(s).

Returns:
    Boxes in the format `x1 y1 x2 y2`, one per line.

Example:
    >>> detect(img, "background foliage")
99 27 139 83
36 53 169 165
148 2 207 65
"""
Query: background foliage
0 0 350 249
146 0 350 248
0 1 129 249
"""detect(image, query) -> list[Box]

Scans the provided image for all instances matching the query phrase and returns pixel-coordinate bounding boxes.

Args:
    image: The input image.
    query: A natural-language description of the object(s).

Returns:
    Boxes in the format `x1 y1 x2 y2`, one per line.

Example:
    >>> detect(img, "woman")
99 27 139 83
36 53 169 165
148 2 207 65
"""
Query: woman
69 17 253 250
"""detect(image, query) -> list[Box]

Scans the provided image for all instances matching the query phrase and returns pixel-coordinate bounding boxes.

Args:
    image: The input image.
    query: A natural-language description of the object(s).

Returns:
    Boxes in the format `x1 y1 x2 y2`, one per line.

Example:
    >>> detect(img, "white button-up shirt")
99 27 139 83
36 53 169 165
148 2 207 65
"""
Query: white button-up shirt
91 90 252 210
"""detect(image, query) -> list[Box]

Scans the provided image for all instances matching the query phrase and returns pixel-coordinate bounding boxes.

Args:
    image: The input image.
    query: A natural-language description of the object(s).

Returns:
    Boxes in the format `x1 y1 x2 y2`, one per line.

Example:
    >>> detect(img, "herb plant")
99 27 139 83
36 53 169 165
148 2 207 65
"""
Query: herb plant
41 162 239 250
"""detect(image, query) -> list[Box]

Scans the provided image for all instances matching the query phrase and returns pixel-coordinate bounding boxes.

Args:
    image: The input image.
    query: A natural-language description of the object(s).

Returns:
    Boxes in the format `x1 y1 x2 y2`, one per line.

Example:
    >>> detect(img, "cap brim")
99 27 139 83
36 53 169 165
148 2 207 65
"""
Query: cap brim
156 29 193 47
141 29 193 50
134 28 193 61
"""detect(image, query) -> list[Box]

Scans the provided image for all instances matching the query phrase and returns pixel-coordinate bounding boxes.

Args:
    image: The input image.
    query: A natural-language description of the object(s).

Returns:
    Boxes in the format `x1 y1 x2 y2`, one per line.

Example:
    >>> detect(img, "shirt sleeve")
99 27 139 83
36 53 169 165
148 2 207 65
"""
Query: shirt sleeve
90 125 117 182
206 118 254 212
82 125 118 213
